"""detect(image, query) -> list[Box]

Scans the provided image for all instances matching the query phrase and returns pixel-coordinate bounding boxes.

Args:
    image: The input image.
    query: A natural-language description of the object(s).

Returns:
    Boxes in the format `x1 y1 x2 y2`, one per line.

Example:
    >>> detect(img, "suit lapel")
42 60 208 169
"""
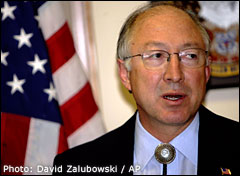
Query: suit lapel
112 112 136 174
198 105 215 174
197 105 225 175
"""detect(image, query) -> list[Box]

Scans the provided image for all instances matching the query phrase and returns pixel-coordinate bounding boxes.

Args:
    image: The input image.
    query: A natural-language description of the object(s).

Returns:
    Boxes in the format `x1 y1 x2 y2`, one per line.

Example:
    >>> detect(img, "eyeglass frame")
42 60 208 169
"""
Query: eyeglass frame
122 48 209 69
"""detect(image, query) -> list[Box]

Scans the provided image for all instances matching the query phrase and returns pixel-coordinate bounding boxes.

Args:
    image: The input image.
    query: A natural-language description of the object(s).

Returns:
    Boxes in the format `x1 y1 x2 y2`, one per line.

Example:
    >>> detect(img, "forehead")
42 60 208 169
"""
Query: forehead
136 5 189 24
131 6 205 50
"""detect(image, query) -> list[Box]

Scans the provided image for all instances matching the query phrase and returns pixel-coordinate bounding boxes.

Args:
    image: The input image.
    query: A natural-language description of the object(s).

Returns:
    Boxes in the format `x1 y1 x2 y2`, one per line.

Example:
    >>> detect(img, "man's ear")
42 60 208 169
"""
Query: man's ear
205 56 211 83
117 59 132 91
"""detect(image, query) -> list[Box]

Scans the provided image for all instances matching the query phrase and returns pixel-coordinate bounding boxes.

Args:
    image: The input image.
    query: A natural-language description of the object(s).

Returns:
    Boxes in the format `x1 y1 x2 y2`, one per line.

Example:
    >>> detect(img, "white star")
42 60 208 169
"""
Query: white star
1 1 17 21
6 74 26 95
1 51 9 66
13 28 33 48
27 54 47 74
44 82 57 102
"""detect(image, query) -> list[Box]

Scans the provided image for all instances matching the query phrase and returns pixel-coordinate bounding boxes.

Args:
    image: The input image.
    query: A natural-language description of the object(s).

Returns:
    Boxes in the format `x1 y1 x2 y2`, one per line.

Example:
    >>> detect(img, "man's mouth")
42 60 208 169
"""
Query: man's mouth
162 94 186 101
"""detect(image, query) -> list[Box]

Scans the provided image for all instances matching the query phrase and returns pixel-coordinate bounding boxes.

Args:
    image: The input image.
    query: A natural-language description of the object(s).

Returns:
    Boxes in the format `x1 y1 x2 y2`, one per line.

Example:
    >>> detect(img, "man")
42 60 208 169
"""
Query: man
53 3 239 175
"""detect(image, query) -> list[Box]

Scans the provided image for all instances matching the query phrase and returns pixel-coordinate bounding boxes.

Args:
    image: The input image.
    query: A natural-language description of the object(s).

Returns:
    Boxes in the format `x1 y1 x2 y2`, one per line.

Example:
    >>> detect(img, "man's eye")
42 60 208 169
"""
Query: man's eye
185 54 198 59
150 53 162 59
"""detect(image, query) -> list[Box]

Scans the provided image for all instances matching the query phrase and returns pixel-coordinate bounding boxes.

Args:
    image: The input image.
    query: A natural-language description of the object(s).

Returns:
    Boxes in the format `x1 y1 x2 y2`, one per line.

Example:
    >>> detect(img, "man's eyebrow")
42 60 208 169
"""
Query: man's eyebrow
143 42 169 49
143 42 202 50
181 42 201 49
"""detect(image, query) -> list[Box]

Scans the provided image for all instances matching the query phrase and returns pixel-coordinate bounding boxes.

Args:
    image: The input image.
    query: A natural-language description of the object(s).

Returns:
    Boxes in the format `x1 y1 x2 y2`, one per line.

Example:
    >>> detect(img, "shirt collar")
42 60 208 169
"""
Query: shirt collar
134 112 160 170
170 112 199 166
134 112 199 170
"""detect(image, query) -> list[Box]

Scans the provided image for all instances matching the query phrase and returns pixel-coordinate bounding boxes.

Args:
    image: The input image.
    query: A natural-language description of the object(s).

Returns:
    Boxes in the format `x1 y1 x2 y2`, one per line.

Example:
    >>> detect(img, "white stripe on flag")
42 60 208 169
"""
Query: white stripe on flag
52 53 88 106
69 1 89 74
38 1 66 40
24 118 60 175
69 2 102 106
67 111 105 148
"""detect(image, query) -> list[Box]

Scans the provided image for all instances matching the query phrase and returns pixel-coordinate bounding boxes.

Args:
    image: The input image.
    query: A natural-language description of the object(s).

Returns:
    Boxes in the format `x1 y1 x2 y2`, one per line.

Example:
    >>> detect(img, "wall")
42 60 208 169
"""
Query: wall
91 1 239 132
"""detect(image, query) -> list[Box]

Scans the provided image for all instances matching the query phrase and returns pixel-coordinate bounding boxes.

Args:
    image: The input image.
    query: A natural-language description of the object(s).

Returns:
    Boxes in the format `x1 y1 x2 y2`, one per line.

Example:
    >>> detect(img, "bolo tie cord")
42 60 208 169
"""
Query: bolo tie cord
163 164 167 175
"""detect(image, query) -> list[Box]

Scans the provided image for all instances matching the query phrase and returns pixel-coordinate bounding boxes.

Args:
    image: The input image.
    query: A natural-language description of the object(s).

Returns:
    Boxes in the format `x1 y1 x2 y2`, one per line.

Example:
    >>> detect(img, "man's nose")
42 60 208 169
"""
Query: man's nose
163 54 184 83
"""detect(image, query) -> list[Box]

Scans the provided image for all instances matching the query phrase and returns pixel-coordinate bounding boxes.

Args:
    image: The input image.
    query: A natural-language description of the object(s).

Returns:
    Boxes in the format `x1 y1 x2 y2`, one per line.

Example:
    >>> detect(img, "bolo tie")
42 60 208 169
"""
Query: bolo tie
154 143 176 175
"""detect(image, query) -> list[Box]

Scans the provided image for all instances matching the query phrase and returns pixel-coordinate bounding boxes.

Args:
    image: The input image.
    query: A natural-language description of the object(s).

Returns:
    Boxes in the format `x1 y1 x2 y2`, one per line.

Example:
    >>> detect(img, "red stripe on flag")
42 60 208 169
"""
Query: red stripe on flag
60 82 98 137
46 22 75 73
57 125 69 154
1 113 30 175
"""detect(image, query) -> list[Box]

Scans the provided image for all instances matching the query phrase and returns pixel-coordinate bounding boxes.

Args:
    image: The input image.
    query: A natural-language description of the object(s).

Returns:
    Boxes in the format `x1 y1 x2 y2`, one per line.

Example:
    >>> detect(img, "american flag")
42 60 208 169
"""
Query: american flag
221 168 232 175
1 1 105 175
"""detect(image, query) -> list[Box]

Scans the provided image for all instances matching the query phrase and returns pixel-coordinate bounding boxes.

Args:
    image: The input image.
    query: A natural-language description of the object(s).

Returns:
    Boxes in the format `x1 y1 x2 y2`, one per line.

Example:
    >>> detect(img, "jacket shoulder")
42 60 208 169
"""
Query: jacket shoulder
198 105 239 175
199 105 239 135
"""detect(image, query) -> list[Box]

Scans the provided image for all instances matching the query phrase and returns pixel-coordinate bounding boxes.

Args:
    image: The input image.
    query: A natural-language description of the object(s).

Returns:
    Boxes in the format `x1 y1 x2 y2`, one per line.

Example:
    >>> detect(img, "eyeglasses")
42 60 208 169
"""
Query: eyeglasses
123 48 208 69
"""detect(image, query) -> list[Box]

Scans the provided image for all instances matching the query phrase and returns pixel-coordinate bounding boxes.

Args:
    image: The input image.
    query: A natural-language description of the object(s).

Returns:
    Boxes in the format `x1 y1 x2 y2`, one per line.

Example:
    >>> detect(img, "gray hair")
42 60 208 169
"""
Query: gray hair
116 2 210 70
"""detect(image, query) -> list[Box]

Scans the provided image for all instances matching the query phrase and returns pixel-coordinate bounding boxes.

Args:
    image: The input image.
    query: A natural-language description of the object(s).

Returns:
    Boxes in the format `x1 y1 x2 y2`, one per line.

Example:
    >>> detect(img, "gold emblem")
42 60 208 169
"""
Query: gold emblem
154 143 176 164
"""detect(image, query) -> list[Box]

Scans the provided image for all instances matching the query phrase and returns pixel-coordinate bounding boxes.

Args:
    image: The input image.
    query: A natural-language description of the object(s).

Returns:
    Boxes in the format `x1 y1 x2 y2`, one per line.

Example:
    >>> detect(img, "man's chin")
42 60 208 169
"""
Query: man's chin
157 111 194 126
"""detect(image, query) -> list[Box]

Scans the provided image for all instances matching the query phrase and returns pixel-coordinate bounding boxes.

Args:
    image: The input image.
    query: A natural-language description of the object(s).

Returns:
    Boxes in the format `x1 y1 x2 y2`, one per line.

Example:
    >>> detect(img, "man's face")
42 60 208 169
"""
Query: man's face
118 8 211 128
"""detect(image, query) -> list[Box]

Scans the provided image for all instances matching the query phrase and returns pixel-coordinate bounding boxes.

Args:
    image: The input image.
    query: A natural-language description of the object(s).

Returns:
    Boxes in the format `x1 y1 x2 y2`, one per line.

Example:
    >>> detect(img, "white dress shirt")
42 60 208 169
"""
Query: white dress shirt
133 112 199 175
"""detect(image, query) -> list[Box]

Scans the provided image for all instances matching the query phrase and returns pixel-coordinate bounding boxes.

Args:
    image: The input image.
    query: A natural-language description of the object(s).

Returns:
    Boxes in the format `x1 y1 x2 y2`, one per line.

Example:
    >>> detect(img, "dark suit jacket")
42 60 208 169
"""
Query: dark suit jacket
53 105 239 175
